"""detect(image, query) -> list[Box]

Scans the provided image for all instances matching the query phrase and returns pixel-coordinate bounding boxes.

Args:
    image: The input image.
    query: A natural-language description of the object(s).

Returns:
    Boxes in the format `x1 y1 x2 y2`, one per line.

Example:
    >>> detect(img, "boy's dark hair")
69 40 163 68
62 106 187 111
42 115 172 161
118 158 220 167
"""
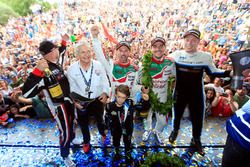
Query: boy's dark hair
115 84 130 97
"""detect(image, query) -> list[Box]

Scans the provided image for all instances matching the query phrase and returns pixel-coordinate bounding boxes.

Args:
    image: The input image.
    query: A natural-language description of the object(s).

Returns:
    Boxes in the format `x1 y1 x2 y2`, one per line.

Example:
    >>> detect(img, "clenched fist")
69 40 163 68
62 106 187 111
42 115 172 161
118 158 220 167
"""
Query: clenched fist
91 26 100 38
61 33 70 41
36 59 49 72
142 93 149 101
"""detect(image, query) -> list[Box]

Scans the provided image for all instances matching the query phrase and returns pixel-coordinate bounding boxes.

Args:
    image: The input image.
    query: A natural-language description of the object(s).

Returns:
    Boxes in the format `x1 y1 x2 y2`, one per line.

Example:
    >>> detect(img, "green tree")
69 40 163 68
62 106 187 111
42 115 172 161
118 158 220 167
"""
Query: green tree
37 1 52 12
1 0 36 16
0 0 53 25
0 1 18 25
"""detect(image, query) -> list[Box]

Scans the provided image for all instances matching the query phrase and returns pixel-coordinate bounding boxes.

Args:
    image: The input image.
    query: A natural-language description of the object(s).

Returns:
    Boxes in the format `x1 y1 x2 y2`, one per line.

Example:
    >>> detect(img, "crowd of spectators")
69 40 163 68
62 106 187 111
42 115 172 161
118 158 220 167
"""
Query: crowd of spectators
0 0 249 126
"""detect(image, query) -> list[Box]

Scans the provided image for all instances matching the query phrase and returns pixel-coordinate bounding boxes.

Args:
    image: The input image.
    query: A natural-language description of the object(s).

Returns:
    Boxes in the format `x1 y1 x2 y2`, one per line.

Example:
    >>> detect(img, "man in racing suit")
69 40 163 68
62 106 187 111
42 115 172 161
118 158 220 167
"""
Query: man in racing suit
91 26 138 100
22 35 76 167
169 29 231 155
141 37 175 145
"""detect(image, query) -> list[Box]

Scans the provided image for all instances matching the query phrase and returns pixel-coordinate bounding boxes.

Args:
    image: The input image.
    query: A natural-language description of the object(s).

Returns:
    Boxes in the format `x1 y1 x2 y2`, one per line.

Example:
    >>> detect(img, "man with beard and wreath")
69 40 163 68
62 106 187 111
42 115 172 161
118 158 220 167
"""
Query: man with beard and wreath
139 37 175 145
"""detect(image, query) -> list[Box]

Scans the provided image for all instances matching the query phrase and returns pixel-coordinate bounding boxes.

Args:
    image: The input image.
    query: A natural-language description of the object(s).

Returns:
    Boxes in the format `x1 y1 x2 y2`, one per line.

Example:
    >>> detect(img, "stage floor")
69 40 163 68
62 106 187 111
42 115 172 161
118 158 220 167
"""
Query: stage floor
0 116 228 166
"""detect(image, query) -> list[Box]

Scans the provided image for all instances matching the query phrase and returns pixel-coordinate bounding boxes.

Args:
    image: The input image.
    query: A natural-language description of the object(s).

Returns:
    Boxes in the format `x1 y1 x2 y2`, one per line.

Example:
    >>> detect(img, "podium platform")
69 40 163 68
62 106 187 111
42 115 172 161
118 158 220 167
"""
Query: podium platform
0 117 228 166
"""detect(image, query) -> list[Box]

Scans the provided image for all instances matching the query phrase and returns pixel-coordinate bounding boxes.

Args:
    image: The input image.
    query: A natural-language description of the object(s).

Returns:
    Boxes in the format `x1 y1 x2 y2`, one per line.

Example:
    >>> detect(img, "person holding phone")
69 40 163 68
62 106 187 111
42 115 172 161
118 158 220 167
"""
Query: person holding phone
211 88 239 117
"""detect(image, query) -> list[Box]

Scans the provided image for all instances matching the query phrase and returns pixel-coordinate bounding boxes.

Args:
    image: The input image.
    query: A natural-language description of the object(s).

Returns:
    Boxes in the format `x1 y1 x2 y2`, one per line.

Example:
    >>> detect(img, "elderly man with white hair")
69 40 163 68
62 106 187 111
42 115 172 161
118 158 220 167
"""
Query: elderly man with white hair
67 42 109 153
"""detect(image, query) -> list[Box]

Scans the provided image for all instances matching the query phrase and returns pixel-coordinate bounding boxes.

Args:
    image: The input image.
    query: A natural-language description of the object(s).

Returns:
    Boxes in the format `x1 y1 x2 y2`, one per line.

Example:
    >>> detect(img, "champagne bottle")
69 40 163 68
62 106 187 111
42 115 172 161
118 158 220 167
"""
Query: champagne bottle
44 68 64 103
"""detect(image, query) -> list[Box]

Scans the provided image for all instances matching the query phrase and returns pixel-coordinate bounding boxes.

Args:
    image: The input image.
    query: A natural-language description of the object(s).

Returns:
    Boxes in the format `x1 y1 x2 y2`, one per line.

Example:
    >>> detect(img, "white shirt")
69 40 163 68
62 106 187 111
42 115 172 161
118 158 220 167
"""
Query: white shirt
205 83 224 94
67 60 110 99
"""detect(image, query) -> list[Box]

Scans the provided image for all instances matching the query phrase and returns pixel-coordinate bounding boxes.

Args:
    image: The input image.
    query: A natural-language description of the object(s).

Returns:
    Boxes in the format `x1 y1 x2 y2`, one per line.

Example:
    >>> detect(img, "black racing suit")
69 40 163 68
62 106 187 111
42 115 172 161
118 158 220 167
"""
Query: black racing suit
22 44 75 158
170 50 231 141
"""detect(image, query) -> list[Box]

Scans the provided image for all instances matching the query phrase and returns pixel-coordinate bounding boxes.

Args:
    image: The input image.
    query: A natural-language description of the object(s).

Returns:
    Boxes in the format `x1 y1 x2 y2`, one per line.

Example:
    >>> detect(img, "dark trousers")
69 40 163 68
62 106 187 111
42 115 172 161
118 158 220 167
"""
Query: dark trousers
111 116 133 152
77 99 105 144
222 135 250 167
112 126 132 152
55 100 75 158
173 91 204 140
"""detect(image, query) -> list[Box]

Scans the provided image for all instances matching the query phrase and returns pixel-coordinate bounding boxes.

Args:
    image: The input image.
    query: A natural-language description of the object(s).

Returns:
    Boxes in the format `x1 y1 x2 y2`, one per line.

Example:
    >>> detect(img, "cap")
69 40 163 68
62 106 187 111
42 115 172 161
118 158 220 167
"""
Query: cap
183 29 201 39
9 72 17 78
116 41 131 50
151 37 166 46
39 40 57 56
18 70 28 77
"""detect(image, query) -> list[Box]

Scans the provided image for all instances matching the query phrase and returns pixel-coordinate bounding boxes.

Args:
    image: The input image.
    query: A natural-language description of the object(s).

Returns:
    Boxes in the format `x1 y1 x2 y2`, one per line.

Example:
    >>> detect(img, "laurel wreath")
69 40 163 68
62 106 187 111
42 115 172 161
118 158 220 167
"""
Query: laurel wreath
141 51 175 115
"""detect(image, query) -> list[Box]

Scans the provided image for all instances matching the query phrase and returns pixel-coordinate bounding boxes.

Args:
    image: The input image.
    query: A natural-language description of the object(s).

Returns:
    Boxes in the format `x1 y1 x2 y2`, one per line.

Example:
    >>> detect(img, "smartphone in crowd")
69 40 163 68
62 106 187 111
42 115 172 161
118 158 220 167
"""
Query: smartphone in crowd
220 93 228 97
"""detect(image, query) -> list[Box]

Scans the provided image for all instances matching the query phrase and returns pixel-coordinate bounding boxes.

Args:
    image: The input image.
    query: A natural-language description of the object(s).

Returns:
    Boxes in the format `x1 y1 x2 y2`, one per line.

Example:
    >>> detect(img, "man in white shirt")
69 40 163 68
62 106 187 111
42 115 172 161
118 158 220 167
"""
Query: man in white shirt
67 42 109 153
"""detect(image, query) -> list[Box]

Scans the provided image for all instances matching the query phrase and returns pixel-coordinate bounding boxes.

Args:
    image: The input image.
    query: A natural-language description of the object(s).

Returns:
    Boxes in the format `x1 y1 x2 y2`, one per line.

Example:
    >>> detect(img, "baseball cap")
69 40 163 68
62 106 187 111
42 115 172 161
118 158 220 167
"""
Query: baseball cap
151 37 166 46
39 40 57 56
116 41 131 50
183 29 201 39
9 72 17 78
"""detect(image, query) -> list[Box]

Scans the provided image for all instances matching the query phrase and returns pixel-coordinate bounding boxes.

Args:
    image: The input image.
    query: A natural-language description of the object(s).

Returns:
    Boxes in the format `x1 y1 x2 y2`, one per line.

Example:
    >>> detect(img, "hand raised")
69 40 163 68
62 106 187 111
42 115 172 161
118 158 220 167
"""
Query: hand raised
142 93 149 101
61 33 70 41
91 26 99 38
36 59 49 72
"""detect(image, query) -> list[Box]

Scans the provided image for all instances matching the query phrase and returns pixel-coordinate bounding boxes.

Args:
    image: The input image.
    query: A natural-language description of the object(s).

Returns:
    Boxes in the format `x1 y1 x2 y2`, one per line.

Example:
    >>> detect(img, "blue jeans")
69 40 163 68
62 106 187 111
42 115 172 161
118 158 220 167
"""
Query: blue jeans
222 135 250 167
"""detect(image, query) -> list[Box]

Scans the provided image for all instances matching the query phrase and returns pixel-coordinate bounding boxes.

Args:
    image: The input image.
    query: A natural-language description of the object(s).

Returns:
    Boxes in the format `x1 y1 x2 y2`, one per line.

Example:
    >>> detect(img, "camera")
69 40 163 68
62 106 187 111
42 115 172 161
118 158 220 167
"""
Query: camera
220 93 228 97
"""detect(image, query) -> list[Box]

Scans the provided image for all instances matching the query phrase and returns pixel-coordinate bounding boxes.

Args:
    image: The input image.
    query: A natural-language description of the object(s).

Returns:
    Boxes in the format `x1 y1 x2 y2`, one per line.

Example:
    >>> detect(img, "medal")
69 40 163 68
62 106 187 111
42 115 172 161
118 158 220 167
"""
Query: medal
79 62 93 96
85 86 90 93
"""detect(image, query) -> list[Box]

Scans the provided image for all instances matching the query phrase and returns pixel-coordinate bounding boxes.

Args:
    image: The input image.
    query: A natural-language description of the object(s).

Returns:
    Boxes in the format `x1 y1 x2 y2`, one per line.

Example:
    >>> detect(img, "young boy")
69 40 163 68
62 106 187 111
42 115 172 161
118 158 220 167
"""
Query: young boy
105 84 150 163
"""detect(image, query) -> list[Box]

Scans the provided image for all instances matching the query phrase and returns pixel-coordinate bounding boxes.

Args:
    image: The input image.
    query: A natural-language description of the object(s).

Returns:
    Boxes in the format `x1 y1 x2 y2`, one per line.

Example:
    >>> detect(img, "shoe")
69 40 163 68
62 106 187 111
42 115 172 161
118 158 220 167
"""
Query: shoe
102 134 107 144
63 156 76 167
72 138 83 145
114 148 121 161
169 130 178 143
114 147 120 154
125 150 132 164
142 130 152 141
155 131 164 145
190 138 205 156
125 148 132 156
83 143 91 153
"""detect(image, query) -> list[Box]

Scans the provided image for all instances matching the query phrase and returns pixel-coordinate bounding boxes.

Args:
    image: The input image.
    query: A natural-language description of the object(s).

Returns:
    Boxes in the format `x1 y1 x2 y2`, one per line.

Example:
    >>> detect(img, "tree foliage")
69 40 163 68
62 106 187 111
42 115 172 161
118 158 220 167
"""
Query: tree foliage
38 1 52 12
0 0 53 25
1 0 36 16
0 1 18 25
